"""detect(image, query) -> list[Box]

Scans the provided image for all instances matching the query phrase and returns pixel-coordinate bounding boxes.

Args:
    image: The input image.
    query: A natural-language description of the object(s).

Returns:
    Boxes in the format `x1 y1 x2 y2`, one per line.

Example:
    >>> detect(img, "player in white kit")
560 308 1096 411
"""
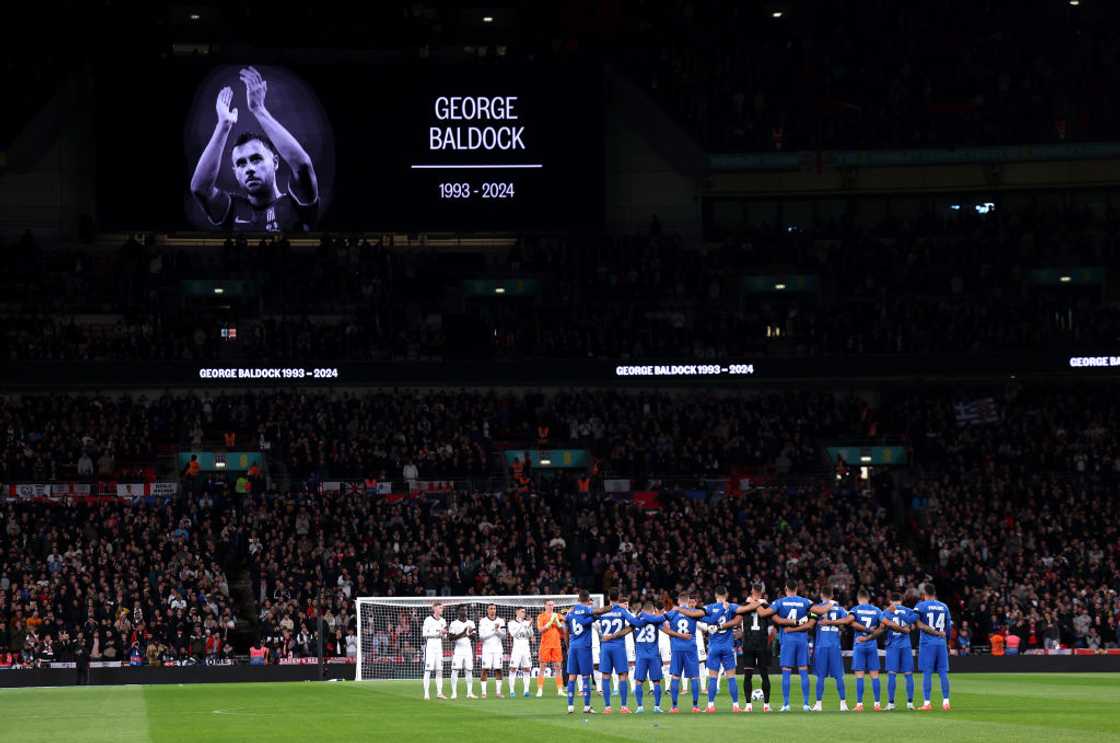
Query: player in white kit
507 607 534 698
422 604 447 700
448 606 477 699
658 624 672 681
625 623 638 694
478 604 507 698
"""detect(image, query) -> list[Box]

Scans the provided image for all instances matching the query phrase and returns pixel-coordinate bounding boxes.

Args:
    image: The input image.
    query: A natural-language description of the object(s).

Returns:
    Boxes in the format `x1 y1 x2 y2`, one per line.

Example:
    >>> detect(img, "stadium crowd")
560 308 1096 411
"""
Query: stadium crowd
4 197 1118 363
2 383 1119 665
0 494 242 668
0 388 870 484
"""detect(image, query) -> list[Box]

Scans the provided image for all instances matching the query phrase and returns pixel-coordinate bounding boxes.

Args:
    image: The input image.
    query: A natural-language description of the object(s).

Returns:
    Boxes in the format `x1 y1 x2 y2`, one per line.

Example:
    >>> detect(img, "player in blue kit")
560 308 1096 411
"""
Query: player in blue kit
563 590 598 714
698 586 743 713
769 581 817 712
848 588 884 711
914 582 952 711
601 599 668 713
809 587 849 712
663 592 707 713
595 590 641 713
864 590 918 710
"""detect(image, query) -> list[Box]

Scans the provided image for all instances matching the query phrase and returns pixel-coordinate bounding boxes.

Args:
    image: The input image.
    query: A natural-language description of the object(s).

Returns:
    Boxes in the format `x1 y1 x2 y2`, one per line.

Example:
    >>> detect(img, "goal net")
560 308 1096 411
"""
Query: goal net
355 594 604 681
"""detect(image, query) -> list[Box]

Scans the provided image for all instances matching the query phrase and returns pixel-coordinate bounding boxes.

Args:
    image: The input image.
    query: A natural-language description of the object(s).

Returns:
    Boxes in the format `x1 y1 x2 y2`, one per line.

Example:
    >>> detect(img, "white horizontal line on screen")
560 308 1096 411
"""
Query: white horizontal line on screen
409 163 544 169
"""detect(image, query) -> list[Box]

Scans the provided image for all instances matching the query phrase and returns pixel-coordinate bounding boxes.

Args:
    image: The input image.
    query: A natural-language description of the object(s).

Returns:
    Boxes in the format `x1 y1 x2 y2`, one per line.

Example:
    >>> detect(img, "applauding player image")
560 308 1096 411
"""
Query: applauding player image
190 66 319 232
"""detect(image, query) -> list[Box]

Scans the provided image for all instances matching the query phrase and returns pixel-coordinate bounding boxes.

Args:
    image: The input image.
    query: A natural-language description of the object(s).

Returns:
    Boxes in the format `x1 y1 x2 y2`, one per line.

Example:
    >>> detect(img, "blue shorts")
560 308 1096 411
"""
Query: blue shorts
852 642 880 672
918 644 949 674
814 645 844 679
600 644 629 676
669 648 699 678
885 645 913 673
779 638 809 668
634 656 663 682
706 645 736 672
567 646 594 677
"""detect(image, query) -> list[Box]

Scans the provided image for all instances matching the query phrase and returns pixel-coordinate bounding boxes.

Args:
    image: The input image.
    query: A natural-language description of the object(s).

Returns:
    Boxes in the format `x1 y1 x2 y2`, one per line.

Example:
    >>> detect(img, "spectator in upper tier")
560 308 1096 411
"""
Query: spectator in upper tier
77 452 94 478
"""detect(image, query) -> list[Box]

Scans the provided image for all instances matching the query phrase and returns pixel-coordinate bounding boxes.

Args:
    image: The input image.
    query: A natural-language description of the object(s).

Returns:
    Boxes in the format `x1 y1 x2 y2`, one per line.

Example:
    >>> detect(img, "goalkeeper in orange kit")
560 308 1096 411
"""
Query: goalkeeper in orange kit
536 600 566 696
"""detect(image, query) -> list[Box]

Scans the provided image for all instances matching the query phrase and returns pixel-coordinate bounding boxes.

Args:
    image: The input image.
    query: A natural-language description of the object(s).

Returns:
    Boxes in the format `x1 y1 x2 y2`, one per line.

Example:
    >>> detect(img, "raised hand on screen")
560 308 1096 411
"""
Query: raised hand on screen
240 67 268 115
215 86 238 126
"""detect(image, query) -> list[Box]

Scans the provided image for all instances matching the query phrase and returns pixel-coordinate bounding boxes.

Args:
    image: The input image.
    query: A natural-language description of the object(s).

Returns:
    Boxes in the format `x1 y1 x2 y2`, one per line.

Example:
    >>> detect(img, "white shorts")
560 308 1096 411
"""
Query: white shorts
509 648 532 669
481 650 503 670
452 650 474 671
425 648 444 671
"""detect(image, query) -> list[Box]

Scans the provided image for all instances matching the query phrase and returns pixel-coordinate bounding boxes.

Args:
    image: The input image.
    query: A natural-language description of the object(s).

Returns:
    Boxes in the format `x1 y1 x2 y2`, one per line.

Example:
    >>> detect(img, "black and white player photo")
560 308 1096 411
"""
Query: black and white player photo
190 66 319 232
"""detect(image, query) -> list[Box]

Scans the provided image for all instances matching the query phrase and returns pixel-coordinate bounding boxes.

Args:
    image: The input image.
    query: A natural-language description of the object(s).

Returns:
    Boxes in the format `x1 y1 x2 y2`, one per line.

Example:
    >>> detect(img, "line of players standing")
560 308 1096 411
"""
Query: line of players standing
561 581 953 714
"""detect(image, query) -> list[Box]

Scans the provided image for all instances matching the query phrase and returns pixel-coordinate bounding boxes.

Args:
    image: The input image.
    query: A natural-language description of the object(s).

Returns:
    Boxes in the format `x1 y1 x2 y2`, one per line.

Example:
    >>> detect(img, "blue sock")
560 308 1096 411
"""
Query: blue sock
619 678 628 708
856 676 864 703
691 678 700 706
707 676 717 705
728 677 739 704
888 674 897 703
939 670 950 700
872 677 881 703
583 676 592 707
835 676 846 701
567 679 575 706
799 670 811 705
905 674 914 703
815 673 825 702
670 678 680 707
653 683 662 707
603 678 612 708
922 672 932 702
781 670 791 706
634 682 643 708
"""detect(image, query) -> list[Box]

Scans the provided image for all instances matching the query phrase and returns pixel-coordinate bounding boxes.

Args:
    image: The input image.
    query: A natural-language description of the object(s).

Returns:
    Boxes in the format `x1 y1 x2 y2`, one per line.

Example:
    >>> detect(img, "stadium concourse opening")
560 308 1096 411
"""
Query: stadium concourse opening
3 3 1120 741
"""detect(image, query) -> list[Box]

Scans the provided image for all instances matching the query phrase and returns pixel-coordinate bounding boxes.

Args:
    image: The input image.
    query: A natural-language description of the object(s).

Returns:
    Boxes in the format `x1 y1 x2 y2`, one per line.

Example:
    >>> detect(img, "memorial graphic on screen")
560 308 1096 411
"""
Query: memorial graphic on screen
184 65 334 232
97 60 599 231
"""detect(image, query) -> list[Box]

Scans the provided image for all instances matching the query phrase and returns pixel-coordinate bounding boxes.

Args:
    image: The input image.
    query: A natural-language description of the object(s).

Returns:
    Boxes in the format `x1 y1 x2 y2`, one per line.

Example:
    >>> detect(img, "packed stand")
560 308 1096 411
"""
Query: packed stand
0 494 243 669
246 479 913 661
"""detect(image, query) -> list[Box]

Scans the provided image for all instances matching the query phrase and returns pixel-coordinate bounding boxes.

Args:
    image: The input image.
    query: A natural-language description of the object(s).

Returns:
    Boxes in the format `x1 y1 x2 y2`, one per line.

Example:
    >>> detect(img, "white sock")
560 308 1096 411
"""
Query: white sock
466 670 474 694
450 669 459 695
435 670 443 695
423 670 431 696
523 672 530 694
507 671 516 692
496 679 503 695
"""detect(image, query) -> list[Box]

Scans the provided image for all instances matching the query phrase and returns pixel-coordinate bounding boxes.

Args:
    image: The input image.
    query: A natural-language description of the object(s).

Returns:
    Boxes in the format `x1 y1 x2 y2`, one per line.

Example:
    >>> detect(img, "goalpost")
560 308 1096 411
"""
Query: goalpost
355 594 604 681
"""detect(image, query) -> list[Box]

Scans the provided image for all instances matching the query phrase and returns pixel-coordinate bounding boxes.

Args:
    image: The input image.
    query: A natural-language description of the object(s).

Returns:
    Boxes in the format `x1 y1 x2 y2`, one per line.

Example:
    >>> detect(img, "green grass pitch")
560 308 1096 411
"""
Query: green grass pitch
2 674 1119 742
